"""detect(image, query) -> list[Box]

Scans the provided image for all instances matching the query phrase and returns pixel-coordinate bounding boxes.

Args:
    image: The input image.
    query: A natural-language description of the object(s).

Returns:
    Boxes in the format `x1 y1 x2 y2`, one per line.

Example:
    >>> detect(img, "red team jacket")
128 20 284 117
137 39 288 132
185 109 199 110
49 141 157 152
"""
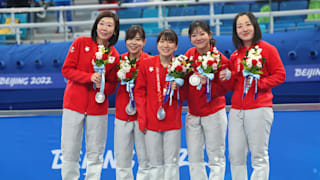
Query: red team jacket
115 52 151 121
185 46 230 116
62 37 119 115
135 55 187 132
227 40 286 110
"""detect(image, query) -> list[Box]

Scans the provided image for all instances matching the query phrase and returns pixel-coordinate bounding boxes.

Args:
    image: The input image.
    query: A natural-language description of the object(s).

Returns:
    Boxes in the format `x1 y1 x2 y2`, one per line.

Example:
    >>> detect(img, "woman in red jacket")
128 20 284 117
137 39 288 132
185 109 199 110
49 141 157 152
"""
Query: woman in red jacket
115 25 151 180
134 29 186 180
184 20 229 180
220 12 286 180
60 11 120 180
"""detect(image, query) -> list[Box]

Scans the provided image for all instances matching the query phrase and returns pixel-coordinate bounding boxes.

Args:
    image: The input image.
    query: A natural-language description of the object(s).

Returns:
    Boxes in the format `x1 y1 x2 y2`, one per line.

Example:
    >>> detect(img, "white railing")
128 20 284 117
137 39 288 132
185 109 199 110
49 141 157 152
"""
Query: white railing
0 0 319 44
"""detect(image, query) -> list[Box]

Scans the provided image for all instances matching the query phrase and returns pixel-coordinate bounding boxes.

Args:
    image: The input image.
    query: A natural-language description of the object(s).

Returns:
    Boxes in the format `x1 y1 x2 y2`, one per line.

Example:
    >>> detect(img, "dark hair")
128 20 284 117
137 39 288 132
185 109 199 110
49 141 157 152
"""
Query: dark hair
91 11 120 47
232 12 262 49
156 29 178 45
188 20 216 46
125 25 146 41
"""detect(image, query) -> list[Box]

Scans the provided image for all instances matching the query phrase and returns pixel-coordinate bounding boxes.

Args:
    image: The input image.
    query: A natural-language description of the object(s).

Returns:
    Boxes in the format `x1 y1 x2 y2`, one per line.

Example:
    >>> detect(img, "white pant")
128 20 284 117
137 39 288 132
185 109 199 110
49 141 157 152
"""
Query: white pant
228 107 273 180
186 109 227 180
144 129 181 180
61 109 108 180
114 119 150 180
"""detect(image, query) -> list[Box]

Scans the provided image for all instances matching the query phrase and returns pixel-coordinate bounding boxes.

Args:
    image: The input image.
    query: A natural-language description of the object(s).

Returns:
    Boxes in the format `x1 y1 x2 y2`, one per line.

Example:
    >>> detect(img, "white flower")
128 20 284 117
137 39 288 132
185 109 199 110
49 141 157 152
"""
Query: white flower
122 64 131 72
248 48 256 55
186 63 191 69
246 58 252 68
207 55 214 61
95 52 103 60
212 63 218 71
173 60 181 67
212 54 220 60
248 46 263 60
98 45 105 50
256 61 262 68
256 47 262 55
169 66 175 72
249 54 261 61
117 70 126 80
202 59 208 69
182 66 187 72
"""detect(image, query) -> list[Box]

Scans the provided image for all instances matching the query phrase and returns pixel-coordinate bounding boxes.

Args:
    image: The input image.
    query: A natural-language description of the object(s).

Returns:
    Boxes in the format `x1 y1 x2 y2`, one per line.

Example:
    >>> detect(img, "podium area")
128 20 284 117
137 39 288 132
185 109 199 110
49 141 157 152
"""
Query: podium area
0 104 319 180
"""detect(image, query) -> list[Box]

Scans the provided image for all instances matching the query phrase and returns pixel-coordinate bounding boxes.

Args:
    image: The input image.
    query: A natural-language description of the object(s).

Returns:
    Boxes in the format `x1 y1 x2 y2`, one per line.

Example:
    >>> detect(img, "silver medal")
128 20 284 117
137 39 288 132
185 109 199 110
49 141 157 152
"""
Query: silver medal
95 92 105 103
125 102 136 115
189 74 201 86
157 107 166 120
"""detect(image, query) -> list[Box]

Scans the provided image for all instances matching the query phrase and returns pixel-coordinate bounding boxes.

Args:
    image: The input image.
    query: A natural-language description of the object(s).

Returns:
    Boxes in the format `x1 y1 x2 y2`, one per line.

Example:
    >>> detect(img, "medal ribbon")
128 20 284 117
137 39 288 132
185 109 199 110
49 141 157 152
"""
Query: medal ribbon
156 67 163 108
196 66 214 102
121 79 135 108
164 74 184 106
242 69 260 100
156 66 168 120
93 64 105 95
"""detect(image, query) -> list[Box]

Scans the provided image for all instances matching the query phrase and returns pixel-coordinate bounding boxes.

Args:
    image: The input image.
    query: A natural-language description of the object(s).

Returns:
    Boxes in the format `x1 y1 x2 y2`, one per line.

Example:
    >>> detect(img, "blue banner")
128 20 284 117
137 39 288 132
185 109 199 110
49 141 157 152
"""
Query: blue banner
0 73 66 89
285 64 320 82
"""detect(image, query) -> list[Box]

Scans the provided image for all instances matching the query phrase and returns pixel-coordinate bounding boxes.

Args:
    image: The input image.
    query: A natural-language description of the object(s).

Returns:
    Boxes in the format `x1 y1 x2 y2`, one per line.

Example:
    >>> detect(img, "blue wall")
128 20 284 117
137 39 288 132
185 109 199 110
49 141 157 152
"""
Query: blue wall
0 29 320 110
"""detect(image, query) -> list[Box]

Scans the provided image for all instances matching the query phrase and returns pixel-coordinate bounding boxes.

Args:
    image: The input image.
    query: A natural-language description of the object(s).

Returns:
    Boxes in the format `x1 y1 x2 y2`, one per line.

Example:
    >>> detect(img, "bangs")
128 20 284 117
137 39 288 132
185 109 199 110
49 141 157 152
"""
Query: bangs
157 29 178 45
126 30 139 40
125 25 145 41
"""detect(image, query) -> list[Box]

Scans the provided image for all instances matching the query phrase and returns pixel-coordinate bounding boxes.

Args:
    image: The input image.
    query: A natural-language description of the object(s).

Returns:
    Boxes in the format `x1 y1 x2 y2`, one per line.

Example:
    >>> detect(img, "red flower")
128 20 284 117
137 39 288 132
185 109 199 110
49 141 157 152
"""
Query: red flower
213 59 218 64
102 53 108 60
207 60 214 66
175 65 183 72
126 72 133 79
130 67 136 73
252 59 258 67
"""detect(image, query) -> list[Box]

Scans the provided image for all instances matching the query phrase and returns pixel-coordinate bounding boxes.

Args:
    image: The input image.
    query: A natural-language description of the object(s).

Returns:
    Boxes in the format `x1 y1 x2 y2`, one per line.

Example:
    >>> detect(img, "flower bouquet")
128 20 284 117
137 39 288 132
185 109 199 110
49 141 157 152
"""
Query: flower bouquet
117 56 138 82
164 55 193 106
241 45 265 99
197 47 221 74
91 45 113 103
117 56 138 115
167 55 192 79
190 47 221 102
93 45 113 66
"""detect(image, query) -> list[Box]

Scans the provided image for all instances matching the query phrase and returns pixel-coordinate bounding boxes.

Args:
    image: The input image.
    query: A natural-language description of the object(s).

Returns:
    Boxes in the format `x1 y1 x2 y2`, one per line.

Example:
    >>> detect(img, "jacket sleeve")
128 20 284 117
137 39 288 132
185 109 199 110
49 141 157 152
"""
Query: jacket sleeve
216 52 235 92
258 45 286 90
134 62 147 131
105 49 120 96
61 38 93 84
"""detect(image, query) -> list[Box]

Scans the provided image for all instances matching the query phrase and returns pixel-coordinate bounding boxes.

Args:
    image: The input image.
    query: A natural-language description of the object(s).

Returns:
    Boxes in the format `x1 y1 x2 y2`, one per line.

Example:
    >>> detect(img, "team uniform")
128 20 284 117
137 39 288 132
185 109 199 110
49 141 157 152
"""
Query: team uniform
114 52 151 180
61 36 119 180
184 46 229 180
134 55 187 180
227 40 285 180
